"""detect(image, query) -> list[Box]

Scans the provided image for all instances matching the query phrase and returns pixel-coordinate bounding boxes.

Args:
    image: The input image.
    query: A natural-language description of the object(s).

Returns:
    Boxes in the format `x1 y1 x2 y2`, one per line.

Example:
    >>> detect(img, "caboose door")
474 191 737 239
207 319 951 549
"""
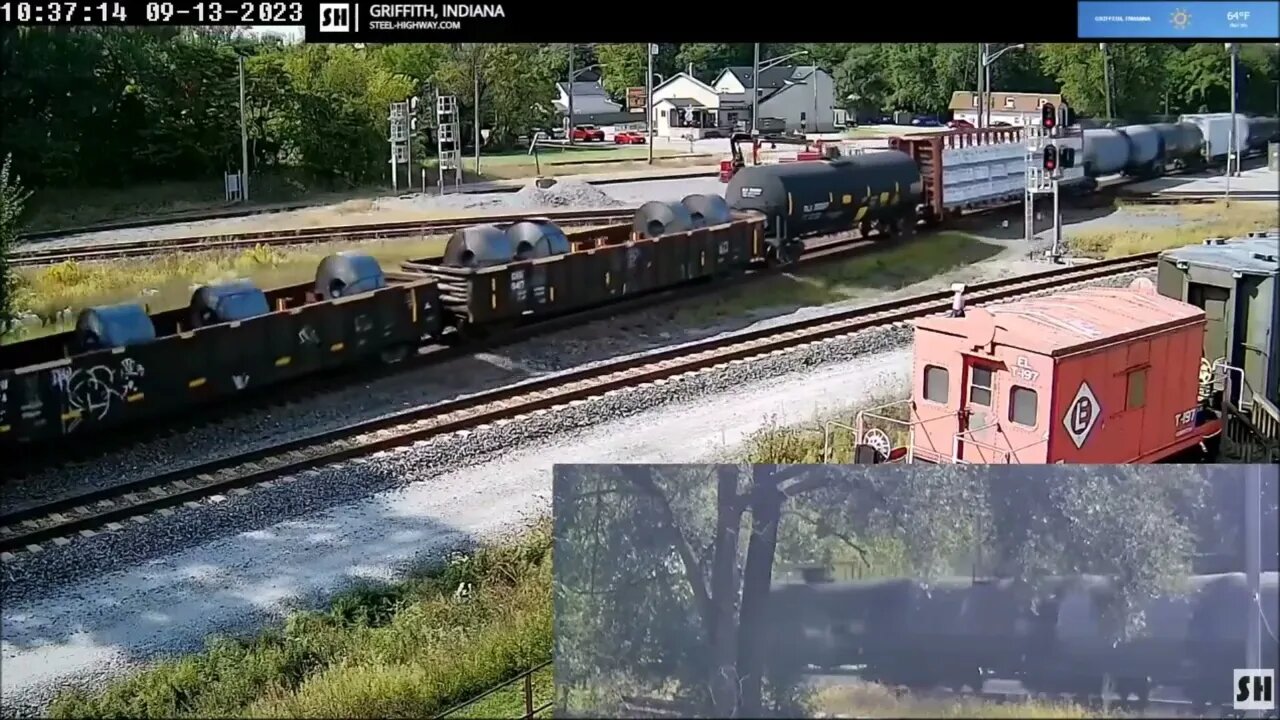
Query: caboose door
955 362 1001 462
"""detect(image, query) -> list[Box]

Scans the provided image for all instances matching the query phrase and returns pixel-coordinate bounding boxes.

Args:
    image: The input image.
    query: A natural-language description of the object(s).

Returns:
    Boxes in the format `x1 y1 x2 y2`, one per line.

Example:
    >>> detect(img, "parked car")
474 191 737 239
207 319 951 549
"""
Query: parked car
614 130 646 145
572 125 605 142
991 121 1012 128
911 116 943 127
947 119 974 130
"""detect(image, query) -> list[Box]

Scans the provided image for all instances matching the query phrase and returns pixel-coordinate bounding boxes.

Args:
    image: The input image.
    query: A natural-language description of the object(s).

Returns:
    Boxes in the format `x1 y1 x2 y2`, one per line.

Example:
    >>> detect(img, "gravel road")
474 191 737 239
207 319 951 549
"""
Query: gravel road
19 175 724 251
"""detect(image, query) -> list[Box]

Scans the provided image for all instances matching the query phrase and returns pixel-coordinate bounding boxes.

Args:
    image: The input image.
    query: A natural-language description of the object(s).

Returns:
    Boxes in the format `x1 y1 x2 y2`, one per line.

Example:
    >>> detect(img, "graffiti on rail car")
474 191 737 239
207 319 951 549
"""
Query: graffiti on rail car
51 358 146 432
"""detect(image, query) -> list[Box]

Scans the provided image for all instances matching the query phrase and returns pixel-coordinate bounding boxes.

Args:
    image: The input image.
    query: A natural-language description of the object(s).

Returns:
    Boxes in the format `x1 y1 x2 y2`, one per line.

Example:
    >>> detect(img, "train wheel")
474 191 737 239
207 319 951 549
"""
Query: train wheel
379 344 411 365
768 241 802 268
859 220 873 239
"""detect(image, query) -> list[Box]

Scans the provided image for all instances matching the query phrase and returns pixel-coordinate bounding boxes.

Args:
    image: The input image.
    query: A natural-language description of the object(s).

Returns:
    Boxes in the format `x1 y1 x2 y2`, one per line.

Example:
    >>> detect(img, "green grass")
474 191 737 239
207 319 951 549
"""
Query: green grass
674 232 1003 325
814 681 1100 718
742 390 911 464
439 663 552 718
47 522 553 720
1069 200 1278 257
4 235 454 344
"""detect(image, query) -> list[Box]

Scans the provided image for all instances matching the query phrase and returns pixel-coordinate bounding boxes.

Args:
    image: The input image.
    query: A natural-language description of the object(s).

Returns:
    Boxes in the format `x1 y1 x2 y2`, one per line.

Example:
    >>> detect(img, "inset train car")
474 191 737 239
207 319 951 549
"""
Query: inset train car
399 204 765 334
1179 113 1254 162
0 255 444 448
855 282 1221 464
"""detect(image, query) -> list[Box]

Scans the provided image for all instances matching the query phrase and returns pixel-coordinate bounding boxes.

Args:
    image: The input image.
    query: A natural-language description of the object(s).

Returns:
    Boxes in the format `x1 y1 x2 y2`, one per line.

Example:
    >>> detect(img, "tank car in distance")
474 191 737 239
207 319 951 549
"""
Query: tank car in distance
725 151 923 264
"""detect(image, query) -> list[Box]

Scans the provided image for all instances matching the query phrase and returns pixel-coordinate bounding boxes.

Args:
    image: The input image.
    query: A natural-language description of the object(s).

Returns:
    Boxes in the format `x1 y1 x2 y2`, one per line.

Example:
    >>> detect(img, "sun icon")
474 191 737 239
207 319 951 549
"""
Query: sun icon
1170 8 1191 29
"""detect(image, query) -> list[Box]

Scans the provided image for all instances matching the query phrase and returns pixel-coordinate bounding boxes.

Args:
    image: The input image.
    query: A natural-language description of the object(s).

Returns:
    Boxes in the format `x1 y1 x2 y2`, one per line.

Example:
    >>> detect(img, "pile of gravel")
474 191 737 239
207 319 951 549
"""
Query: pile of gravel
506 180 628 210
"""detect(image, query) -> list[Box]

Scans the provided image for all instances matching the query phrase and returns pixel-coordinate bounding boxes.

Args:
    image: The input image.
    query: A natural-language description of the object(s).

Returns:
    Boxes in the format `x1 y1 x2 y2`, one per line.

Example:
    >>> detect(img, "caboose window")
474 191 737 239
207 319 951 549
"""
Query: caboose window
968 366 993 407
1009 386 1038 427
923 365 949 403
1126 368 1148 410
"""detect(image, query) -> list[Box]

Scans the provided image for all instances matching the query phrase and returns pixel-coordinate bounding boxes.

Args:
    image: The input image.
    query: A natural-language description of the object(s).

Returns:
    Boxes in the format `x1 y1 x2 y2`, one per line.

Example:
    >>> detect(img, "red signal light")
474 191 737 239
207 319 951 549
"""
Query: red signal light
1042 102 1057 130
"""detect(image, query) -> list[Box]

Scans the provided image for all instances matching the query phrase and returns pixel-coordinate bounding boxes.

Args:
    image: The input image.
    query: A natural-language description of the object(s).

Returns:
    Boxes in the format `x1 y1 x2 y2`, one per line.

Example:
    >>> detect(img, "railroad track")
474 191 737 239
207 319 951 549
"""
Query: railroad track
10 207 638 267
0 252 1157 560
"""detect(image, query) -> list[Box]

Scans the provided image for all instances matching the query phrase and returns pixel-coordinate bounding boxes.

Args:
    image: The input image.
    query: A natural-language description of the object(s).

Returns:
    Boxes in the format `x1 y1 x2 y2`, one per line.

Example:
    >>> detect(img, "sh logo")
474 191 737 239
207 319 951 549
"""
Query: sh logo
1235 668 1276 711
319 3 352 32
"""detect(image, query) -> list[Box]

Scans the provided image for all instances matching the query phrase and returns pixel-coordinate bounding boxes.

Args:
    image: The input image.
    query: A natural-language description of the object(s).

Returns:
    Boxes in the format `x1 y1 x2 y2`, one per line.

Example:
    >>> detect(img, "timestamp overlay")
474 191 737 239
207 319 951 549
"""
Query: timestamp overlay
0 0 304 25
1077 0 1280 39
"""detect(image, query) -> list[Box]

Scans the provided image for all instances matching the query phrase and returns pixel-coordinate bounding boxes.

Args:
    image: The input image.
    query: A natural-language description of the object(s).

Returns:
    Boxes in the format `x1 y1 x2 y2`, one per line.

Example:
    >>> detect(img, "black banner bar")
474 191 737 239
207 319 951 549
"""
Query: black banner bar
5 0 1276 41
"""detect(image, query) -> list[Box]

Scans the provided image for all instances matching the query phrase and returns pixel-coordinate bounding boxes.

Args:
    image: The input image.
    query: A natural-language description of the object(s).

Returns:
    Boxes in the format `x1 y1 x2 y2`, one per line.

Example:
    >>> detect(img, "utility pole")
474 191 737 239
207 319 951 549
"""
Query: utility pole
811 63 819 135
1100 43 1115 120
238 54 249 202
1229 43 1240 179
647 42 656 164
567 43 575 145
473 46 481 174
751 42 760 136
983 43 992 124
976 43 985 128
1244 463 1263 720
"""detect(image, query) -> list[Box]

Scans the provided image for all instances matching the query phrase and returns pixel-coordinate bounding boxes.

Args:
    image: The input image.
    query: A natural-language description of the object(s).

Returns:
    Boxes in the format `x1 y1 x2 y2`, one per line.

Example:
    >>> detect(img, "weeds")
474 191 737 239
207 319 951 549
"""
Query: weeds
1069 200 1277 257
48 522 553 719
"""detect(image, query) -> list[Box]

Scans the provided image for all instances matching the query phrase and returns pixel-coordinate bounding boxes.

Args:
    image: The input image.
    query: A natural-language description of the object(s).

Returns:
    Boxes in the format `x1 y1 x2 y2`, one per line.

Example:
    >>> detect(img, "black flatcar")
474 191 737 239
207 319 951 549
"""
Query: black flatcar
1 196 765 451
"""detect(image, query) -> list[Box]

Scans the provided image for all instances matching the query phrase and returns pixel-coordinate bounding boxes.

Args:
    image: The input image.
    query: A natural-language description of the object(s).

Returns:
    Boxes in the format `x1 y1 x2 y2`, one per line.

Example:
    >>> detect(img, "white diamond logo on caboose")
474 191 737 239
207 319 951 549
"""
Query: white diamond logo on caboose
1063 381 1101 449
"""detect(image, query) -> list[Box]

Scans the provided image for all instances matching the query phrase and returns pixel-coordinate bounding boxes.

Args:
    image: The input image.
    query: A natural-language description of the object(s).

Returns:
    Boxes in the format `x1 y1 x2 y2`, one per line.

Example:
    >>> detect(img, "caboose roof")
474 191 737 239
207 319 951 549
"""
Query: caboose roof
913 286 1205 357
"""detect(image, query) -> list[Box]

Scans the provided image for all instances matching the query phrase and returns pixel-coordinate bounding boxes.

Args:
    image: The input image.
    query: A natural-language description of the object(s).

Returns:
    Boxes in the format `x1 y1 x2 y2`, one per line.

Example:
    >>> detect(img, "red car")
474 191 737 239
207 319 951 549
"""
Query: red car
571 125 605 142
614 130 646 145
947 119 974 129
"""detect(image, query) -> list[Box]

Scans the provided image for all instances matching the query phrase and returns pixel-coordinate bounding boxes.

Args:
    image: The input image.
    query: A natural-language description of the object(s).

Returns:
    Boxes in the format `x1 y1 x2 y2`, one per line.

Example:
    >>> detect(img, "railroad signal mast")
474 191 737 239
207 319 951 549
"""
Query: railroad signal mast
1024 100 1076 262
388 100 411 192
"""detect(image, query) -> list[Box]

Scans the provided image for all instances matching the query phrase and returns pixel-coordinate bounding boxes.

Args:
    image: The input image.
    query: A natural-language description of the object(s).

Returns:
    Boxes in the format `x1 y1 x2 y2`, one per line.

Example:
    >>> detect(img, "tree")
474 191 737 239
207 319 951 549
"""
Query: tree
555 463 1220 717
0 154 30 329
594 44 648 100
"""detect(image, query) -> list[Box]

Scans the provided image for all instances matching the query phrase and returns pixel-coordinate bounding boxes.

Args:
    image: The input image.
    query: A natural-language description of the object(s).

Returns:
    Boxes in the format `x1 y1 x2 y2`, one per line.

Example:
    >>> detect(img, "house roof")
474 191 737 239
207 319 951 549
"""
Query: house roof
717 65 798 90
557 81 609 98
554 95 622 114
949 91 1064 113
657 97 706 108
913 286 1204 357
651 72 718 97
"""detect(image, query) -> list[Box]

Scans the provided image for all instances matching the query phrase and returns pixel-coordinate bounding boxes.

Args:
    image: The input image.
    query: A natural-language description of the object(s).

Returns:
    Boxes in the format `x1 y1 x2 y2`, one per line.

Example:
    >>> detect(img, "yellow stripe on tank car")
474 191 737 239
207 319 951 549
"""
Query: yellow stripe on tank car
0 425 11 434
61 410 81 421
842 194 853 205
189 377 207 388
879 192 890 205
127 393 144 403
275 356 292 367
854 207 869 222
331 342 345 352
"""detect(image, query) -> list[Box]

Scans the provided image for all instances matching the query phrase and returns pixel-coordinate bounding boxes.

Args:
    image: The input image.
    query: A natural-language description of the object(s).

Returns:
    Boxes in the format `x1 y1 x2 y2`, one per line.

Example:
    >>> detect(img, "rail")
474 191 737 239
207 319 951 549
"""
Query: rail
434 660 552 719
0 252 1158 558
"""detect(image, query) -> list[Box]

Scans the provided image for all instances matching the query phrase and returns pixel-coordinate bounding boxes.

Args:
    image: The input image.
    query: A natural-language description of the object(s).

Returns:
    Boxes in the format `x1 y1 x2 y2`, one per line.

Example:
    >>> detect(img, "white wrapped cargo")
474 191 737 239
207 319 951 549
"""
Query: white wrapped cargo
1180 113 1251 161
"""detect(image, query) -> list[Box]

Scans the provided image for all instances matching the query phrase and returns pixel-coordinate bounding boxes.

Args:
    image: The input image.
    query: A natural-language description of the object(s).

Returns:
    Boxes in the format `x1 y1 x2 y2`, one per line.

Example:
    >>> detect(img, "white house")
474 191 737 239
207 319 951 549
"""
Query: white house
649 72 728 139
949 91 1064 127
712 65 838 133
554 80 622 117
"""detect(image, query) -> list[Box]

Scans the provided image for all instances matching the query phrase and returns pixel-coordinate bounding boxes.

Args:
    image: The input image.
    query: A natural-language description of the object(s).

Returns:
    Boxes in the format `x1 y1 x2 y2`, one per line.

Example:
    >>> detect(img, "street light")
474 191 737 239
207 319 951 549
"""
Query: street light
977 43 1024 128
752 48 809 134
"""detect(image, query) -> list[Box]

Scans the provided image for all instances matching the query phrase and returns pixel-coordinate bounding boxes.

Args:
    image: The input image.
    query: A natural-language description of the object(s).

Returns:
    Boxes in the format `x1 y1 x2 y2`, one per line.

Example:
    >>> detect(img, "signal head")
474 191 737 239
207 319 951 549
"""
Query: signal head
1043 144 1058 172
1042 102 1057 129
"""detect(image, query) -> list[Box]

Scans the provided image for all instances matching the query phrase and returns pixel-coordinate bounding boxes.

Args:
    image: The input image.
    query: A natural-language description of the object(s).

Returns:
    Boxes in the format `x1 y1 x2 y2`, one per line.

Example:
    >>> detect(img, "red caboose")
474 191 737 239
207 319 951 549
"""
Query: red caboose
855 281 1223 464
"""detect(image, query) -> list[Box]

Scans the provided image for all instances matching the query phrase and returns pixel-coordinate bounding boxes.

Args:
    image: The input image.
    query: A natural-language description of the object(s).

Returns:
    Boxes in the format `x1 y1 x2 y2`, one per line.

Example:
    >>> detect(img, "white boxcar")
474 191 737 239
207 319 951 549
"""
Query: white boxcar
1179 113 1251 162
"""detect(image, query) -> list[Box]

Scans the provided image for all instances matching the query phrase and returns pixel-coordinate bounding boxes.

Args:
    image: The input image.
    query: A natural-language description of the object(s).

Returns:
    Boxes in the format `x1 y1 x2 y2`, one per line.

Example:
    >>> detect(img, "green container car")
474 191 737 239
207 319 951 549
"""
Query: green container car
1157 233 1280 408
